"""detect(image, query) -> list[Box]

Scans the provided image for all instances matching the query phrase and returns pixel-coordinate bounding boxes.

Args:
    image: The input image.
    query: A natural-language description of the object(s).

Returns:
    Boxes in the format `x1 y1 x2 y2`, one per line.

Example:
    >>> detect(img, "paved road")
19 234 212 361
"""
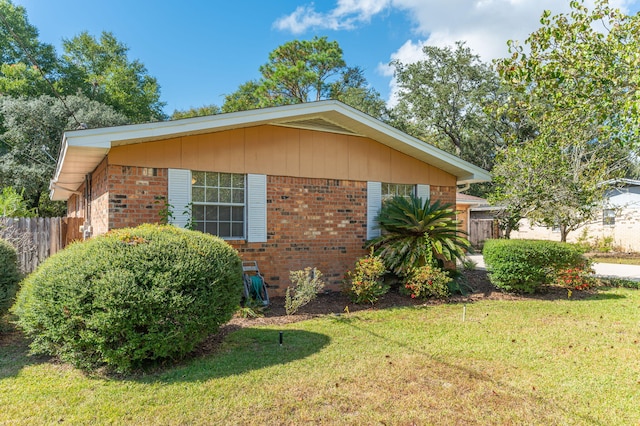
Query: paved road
467 254 640 281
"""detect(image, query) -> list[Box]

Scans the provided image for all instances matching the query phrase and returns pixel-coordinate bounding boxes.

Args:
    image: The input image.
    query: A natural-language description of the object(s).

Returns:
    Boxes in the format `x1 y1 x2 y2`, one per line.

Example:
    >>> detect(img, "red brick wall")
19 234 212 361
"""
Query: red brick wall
430 185 456 205
229 177 369 294
107 165 168 229
88 164 458 296
91 158 110 235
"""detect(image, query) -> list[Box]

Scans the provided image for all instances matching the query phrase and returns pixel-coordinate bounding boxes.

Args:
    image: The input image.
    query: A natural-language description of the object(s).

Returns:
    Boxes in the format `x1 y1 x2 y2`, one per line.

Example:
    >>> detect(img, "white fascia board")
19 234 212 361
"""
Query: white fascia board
62 101 351 148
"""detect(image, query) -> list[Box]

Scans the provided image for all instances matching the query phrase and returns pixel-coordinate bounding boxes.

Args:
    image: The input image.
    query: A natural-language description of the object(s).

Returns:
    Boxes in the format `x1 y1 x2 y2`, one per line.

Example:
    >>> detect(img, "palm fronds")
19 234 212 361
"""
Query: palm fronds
366 195 470 275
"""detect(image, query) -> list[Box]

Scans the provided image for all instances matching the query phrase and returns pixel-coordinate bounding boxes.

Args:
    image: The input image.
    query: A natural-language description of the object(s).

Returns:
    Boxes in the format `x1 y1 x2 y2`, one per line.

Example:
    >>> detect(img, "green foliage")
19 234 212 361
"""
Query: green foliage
222 37 388 119
0 94 127 215
598 277 640 289
592 236 617 253
402 264 451 300
343 250 388 304
0 237 20 318
490 131 621 243
154 197 174 224
285 267 325 315
392 41 506 172
0 186 35 217
11 224 243 372
483 239 590 293
367 195 470 276
461 257 477 271
59 31 165 122
170 104 220 120
492 0 638 240
497 0 640 151
0 0 58 96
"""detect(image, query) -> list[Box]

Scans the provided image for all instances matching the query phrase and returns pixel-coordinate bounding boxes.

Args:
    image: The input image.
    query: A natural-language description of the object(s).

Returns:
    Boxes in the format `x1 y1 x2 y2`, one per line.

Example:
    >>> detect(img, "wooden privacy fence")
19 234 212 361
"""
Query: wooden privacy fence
469 218 500 248
0 217 83 274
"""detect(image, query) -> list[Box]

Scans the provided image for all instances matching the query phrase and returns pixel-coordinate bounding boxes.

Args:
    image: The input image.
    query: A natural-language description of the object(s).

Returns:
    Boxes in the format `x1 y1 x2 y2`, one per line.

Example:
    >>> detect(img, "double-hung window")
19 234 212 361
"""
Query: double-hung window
381 183 415 202
191 171 245 239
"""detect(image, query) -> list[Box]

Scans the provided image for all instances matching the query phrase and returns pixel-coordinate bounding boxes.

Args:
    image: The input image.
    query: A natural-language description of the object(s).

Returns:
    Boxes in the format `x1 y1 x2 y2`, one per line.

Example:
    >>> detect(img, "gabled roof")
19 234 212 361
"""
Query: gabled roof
50 100 491 200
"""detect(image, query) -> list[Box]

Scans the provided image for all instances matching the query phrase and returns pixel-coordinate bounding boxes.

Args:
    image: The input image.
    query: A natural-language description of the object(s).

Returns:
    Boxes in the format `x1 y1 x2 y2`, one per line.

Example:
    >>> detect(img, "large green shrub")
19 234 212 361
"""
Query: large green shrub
12 224 243 372
0 238 21 318
483 239 589 293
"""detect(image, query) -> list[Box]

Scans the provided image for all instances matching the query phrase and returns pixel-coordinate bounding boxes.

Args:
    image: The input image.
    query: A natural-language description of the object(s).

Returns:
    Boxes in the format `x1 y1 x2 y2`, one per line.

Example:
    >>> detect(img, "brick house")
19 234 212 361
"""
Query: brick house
50 100 491 293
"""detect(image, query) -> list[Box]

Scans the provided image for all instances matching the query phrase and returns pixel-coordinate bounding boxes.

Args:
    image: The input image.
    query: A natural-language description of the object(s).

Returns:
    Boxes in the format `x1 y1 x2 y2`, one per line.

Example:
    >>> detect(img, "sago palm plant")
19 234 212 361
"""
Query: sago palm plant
366 194 470 276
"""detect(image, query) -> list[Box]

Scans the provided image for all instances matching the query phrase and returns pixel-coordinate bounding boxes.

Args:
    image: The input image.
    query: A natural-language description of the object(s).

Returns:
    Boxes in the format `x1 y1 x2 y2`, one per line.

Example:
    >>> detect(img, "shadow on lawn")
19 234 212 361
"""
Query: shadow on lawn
139 327 330 384
0 326 51 380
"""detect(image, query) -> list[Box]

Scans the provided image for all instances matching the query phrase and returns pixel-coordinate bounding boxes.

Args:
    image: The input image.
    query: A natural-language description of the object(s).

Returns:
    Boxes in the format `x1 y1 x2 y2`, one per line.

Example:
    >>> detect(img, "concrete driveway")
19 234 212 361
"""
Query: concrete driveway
466 254 640 281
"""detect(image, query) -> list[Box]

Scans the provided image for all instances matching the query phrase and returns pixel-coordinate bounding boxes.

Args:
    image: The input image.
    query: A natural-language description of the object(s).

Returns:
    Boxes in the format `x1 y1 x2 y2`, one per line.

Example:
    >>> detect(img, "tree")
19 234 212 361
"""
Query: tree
391 42 506 172
0 186 34 217
0 0 58 97
59 31 165 123
491 0 638 241
260 36 346 104
221 80 265 113
222 37 388 119
490 136 624 242
328 66 388 119
0 94 128 215
496 0 640 151
170 104 220 120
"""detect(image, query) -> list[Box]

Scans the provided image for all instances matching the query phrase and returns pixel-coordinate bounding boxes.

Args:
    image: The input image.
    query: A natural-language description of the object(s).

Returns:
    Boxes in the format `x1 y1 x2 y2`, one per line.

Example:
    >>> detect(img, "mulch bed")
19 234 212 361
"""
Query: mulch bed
227 269 594 329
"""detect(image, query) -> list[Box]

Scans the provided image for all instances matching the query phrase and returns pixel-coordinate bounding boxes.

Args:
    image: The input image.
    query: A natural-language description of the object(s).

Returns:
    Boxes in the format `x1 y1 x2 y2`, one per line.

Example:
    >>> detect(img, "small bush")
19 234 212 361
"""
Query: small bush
598 277 640 289
0 238 21 319
343 251 388 304
403 265 451 299
285 267 325 315
11 224 243 372
556 266 595 290
483 239 589 293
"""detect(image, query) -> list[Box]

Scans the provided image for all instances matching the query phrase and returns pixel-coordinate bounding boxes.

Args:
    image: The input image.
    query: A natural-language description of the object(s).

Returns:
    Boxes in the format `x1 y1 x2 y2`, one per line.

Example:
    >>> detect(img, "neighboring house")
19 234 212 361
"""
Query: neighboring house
50 100 491 293
510 179 640 252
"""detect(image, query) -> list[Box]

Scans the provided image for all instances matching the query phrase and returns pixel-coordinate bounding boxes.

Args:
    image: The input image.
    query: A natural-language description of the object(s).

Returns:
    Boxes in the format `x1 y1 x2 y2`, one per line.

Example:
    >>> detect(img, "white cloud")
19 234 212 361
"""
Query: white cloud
275 0 639 102
274 0 393 33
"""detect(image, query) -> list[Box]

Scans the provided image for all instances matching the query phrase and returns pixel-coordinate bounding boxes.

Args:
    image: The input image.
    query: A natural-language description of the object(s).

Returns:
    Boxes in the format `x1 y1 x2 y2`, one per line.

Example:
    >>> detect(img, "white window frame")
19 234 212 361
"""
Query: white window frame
168 170 267 242
368 182 431 239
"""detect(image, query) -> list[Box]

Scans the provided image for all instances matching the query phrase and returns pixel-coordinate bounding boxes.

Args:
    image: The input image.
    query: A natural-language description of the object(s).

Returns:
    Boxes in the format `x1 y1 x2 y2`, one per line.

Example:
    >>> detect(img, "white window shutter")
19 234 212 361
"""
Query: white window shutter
247 174 267 242
416 184 431 205
168 169 191 228
367 181 382 240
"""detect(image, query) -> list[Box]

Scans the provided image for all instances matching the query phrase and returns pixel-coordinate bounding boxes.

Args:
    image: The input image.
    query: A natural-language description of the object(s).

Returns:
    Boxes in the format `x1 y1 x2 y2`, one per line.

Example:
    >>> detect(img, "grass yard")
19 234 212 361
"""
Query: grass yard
592 255 640 266
1 287 640 425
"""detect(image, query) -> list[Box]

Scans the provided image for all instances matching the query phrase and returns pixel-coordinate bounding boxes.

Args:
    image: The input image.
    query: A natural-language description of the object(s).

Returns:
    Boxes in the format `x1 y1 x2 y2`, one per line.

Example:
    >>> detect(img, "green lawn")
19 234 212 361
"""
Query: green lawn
592 255 640 265
2 288 640 425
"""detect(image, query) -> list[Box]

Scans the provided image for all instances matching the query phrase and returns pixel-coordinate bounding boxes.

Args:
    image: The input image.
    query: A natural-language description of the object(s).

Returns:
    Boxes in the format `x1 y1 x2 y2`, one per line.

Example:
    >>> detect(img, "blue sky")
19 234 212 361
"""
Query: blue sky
14 0 640 116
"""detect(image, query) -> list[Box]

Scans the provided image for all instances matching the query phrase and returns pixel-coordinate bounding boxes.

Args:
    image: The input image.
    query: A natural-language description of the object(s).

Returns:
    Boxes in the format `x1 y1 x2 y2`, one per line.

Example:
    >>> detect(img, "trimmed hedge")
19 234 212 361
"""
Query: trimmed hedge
12 224 243 372
0 238 21 318
483 239 588 293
